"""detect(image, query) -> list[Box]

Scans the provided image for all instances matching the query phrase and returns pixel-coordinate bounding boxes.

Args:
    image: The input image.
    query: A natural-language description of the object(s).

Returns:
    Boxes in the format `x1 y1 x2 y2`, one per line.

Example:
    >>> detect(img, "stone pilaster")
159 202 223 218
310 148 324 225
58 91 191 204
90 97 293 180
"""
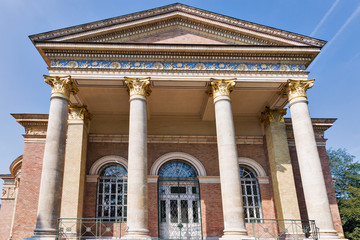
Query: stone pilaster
208 78 248 239
260 107 301 221
281 79 340 239
28 75 78 240
124 77 151 240
60 106 91 219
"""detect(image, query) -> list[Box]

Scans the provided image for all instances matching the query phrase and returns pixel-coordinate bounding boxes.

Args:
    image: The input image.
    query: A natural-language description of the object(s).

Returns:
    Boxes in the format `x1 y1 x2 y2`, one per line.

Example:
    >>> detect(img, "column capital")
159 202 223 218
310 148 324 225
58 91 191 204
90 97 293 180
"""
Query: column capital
44 75 78 99
124 77 151 97
207 78 236 100
68 106 92 121
260 107 287 127
280 79 314 102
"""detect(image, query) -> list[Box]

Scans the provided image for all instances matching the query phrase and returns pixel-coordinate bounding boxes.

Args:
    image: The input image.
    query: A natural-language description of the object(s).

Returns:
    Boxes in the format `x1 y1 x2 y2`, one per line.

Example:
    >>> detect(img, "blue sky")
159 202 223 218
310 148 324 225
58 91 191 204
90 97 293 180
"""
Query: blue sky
0 0 359 193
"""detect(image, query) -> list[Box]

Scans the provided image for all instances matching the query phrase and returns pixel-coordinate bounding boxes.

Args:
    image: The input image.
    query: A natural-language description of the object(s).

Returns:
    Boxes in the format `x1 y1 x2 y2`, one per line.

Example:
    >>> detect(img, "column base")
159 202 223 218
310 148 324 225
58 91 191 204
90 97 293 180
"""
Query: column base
25 228 57 240
318 229 342 239
220 236 253 240
123 228 152 240
122 235 152 240
220 229 252 240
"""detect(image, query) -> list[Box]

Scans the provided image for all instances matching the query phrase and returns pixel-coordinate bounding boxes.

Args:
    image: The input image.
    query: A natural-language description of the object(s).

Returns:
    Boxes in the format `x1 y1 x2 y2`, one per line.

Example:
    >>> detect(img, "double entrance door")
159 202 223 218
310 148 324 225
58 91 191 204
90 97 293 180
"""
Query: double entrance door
158 178 202 240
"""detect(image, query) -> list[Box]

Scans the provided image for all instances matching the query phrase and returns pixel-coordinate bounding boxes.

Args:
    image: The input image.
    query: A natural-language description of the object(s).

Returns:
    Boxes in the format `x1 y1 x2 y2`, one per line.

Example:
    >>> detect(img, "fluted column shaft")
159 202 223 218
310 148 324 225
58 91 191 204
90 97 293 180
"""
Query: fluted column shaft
209 79 248 240
125 78 151 240
31 76 78 239
283 80 339 239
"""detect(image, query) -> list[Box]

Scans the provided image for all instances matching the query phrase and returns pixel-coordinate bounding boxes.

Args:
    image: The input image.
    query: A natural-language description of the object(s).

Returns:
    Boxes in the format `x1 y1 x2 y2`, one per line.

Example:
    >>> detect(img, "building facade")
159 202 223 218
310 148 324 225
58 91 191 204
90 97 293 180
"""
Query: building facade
0 4 344 240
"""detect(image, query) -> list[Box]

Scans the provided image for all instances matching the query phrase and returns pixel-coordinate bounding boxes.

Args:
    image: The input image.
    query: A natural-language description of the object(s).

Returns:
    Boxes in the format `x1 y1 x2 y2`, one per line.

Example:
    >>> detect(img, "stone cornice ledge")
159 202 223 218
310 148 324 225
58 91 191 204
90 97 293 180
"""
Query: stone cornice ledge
89 134 263 144
285 118 336 146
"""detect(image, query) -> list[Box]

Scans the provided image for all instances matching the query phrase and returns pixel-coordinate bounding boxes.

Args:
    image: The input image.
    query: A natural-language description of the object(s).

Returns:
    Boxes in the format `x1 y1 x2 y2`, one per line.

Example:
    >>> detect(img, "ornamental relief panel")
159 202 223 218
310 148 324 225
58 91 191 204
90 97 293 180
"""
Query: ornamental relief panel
51 60 306 72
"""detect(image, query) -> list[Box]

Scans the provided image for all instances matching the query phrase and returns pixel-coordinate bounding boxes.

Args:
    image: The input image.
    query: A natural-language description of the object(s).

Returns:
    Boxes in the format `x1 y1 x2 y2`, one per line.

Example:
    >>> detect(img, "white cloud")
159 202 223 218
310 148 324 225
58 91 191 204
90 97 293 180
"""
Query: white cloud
311 0 340 37
308 4 360 70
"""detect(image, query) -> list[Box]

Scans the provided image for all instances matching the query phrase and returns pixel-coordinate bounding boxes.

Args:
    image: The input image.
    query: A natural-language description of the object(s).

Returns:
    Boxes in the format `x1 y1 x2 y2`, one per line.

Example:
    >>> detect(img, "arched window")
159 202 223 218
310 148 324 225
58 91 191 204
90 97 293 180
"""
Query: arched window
240 166 262 221
158 161 198 178
96 164 127 220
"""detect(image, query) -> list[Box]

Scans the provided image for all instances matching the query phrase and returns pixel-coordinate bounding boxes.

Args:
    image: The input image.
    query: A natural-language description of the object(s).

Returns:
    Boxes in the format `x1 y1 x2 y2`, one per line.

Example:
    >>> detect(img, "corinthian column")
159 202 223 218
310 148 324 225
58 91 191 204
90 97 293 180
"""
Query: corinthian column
208 79 248 240
281 80 339 239
124 77 151 240
30 76 78 240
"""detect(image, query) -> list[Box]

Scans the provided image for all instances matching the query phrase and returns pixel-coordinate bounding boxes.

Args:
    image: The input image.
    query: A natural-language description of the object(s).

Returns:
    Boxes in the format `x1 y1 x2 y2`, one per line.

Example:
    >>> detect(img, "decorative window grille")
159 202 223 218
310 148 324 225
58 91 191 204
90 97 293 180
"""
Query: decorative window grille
158 161 198 178
240 166 263 221
96 164 127 221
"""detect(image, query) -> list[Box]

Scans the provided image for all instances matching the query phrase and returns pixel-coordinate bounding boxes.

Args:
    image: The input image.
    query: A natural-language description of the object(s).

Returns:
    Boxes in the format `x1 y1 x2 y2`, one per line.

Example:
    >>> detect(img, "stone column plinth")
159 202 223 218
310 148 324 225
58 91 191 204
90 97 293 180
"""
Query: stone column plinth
29 75 78 240
208 79 248 240
281 80 339 239
260 108 301 227
124 77 151 240
60 106 91 219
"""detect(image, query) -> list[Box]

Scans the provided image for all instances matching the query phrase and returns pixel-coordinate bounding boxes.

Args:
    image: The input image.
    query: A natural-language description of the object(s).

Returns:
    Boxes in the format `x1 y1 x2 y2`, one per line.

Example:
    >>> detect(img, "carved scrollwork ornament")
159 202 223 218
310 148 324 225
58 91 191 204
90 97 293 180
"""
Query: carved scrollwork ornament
68 106 92 120
280 79 314 102
207 78 236 99
124 77 151 97
44 75 79 98
260 107 287 127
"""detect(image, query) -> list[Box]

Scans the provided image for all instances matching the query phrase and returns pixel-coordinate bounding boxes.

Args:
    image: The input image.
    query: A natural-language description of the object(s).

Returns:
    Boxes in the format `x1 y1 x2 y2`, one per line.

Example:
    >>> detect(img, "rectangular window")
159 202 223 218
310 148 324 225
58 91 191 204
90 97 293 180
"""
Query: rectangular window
160 200 166 223
181 200 189 223
170 200 178 223
97 177 127 221
171 186 186 194
192 201 199 223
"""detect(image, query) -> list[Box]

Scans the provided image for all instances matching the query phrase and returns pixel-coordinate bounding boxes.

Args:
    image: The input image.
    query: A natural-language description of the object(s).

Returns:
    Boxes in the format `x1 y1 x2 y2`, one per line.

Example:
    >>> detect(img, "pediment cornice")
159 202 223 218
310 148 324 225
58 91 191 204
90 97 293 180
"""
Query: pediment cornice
29 3 326 48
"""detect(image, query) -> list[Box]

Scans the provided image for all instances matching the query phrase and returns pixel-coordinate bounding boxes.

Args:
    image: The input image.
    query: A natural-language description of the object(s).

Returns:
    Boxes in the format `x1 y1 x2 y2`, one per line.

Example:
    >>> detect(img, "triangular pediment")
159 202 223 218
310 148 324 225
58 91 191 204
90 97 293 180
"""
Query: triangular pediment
30 3 326 47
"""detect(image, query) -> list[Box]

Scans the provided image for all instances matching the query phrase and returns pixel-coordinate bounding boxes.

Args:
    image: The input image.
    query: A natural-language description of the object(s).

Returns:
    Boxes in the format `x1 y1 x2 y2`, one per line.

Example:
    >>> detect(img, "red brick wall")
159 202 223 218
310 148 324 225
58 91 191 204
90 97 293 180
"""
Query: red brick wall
11 142 45 240
318 146 344 237
85 142 273 238
83 182 97 218
148 182 158 237
289 145 344 237
200 183 223 238
0 199 15 240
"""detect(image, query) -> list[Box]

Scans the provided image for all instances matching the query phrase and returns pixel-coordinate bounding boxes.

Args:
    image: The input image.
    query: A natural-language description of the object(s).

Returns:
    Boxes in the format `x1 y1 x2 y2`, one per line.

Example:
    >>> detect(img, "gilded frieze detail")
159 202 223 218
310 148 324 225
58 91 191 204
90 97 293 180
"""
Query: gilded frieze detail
280 79 314 102
44 75 79 98
51 60 306 72
124 77 151 97
207 78 236 99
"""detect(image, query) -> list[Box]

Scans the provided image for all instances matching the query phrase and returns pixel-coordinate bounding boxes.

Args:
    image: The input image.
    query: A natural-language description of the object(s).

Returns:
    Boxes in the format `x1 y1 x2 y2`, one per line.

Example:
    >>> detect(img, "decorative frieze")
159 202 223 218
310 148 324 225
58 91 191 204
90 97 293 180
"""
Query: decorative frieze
51 60 306 72
0 176 16 200
11 114 48 142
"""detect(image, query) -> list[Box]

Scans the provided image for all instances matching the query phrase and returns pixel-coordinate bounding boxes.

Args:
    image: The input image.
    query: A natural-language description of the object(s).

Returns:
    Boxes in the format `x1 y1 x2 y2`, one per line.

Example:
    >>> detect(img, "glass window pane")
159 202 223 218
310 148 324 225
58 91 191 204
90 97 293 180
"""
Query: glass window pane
96 164 128 220
171 186 186 194
193 201 199 223
170 200 178 223
160 200 166 223
181 200 189 223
